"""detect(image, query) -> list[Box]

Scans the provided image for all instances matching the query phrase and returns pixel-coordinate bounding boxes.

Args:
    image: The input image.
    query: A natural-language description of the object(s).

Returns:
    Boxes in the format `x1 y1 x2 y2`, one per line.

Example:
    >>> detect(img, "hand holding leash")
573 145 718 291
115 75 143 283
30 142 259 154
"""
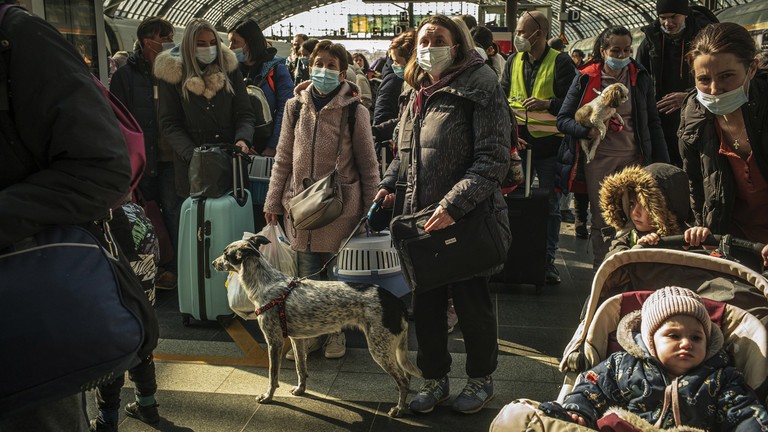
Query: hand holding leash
373 189 395 208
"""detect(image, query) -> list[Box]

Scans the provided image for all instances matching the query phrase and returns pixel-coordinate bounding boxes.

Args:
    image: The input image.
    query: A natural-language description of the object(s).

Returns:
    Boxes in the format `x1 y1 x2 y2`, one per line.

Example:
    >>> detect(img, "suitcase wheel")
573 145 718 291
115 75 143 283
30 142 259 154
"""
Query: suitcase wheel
217 314 234 328
182 314 192 327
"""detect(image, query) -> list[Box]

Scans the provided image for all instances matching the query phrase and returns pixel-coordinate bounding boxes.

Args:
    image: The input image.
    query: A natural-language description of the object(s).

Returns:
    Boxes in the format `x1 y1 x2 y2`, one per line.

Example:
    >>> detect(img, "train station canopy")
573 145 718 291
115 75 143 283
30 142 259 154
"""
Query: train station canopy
103 0 754 42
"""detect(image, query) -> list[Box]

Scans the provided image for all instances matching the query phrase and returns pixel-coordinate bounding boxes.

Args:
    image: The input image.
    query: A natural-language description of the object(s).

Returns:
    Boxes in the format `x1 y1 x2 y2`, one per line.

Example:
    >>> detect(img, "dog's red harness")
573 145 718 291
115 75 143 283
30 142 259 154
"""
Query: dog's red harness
253 278 299 338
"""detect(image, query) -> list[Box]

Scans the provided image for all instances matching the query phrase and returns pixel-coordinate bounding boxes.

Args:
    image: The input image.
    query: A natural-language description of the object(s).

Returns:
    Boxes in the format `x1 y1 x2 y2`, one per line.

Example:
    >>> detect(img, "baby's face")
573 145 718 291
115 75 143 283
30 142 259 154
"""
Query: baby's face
653 315 707 377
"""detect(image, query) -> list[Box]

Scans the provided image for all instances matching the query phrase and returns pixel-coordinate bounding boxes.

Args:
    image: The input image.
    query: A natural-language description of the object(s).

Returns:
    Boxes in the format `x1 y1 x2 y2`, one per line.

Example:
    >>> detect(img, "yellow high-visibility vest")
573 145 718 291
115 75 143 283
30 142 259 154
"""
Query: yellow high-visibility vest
508 49 563 138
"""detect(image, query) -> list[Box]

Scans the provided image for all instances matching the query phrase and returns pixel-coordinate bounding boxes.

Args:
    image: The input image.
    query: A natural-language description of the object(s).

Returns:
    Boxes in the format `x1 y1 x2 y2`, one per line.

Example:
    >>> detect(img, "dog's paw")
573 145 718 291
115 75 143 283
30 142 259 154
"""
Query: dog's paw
388 405 406 418
256 393 274 403
290 385 306 396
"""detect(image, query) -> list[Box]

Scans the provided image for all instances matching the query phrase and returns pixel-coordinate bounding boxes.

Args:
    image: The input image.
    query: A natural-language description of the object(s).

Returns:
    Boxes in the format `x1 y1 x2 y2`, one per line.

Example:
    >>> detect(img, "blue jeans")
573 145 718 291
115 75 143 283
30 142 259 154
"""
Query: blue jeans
523 154 561 262
296 251 336 281
138 162 181 272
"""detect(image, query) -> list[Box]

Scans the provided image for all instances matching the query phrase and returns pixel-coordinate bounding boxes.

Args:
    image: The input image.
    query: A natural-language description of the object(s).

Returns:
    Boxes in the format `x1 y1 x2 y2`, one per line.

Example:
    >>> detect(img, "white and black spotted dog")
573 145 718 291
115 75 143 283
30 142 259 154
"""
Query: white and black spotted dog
574 82 630 163
212 235 421 417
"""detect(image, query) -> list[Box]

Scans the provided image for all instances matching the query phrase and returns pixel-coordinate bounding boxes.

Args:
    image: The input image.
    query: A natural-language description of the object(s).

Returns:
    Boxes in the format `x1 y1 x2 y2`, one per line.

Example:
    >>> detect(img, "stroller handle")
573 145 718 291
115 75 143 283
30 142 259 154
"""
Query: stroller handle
637 234 766 266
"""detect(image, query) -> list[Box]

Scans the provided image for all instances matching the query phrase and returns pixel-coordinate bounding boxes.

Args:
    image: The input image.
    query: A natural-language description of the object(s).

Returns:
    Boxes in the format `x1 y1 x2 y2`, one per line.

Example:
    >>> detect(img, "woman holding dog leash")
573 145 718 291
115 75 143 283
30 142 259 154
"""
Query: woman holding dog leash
263 40 380 361
556 25 669 268
374 15 511 415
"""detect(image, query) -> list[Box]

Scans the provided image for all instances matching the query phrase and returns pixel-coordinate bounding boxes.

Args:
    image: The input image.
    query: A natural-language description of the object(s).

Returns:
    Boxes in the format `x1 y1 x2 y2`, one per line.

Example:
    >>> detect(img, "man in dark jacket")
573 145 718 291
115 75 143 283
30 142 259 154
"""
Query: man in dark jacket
636 0 714 167
501 10 576 284
110 17 180 289
0 4 131 431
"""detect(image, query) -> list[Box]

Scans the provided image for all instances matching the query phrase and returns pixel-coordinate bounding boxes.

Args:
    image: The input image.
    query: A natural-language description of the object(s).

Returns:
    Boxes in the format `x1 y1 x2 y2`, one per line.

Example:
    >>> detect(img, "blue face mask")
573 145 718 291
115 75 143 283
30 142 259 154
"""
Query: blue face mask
605 56 631 71
392 64 405 79
232 47 247 63
311 67 341 95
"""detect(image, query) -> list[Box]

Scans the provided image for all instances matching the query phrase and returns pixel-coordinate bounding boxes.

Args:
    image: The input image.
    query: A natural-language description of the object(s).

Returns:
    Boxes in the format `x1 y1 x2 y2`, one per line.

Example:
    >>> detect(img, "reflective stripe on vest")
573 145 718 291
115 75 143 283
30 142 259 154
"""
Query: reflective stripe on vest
508 49 562 138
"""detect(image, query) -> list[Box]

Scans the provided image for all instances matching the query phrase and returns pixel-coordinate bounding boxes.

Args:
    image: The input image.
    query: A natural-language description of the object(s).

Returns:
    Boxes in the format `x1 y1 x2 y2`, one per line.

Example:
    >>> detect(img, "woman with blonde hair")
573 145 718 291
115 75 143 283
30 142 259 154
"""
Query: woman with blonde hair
155 18 255 197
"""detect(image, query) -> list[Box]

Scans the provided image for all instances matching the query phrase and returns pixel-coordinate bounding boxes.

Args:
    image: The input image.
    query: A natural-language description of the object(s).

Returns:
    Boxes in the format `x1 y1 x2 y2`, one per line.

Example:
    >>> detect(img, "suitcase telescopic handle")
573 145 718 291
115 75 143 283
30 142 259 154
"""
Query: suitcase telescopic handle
524 148 533 198
232 152 247 205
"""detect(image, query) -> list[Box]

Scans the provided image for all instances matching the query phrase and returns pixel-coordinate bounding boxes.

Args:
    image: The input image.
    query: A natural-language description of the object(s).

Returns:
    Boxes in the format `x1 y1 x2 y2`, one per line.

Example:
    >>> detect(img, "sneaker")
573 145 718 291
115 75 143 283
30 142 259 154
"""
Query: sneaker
452 376 494 414
125 401 160 424
324 332 346 359
446 301 458 334
545 261 561 285
575 225 589 239
560 210 575 224
155 271 177 290
285 337 322 361
410 376 450 414
89 418 117 432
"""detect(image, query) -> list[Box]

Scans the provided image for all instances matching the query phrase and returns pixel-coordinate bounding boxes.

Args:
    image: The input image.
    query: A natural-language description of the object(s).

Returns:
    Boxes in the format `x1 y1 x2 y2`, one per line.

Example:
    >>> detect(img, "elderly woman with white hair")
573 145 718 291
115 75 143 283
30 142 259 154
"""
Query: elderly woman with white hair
154 18 255 197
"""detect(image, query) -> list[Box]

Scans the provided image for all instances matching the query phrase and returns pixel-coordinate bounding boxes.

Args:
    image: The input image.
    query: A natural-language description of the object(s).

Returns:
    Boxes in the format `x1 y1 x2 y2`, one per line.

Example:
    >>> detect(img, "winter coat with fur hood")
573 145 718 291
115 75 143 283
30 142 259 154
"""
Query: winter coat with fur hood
600 163 690 254
556 311 768 431
264 80 380 253
154 44 255 196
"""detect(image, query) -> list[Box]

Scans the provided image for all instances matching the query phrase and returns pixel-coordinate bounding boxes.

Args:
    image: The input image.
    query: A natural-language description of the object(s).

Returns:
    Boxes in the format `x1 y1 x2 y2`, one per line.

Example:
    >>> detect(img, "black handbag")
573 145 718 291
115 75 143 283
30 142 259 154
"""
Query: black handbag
390 200 508 292
188 144 233 198
387 104 508 292
0 224 159 418
189 144 251 198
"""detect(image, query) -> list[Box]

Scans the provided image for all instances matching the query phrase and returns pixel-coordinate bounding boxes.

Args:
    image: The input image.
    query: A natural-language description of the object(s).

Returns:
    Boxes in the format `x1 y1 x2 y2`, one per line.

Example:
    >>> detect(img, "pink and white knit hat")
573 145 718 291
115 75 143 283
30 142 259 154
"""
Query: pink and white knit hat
640 286 712 356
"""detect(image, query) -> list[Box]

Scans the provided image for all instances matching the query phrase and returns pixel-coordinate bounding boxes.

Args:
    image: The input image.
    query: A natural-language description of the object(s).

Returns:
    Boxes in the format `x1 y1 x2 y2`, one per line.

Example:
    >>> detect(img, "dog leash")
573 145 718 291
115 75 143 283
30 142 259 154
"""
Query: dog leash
298 198 383 282
254 203 377 334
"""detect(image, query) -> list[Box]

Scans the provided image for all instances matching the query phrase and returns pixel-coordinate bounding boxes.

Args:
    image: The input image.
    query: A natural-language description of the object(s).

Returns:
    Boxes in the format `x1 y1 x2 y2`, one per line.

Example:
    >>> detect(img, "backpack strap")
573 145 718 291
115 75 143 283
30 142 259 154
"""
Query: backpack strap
348 100 358 140
292 99 302 128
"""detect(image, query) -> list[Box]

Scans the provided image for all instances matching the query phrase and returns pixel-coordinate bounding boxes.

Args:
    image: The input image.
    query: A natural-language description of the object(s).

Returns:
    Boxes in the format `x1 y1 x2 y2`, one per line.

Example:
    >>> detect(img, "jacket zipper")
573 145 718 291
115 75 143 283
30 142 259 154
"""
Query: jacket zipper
305 109 321 251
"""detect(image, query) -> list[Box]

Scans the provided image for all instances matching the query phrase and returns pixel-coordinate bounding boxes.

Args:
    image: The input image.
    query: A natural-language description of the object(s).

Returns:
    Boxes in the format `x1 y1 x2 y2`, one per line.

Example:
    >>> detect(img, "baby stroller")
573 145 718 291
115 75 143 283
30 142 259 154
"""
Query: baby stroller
557 235 768 403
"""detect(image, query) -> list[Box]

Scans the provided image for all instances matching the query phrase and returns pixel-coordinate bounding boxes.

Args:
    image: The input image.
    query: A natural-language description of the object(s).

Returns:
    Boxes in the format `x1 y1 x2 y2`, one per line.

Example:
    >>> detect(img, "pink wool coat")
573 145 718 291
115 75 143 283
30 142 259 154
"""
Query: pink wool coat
264 80 380 253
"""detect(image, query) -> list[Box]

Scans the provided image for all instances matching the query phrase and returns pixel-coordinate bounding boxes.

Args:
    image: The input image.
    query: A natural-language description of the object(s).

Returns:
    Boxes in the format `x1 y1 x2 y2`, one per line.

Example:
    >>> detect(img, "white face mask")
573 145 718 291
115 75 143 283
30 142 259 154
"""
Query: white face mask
161 42 176 51
661 20 686 35
416 46 454 77
696 72 751 116
514 35 532 53
195 46 217 65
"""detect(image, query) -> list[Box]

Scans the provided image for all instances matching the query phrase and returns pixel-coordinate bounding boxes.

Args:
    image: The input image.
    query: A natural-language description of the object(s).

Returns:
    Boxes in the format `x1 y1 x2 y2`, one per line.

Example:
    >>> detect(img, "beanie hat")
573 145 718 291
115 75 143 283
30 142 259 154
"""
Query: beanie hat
640 287 711 356
656 0 690 16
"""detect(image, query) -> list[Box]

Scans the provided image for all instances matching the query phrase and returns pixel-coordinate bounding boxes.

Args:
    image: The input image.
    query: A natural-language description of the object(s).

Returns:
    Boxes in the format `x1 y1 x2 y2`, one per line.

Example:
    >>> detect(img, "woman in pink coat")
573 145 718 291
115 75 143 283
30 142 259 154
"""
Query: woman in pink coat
263 40 380 360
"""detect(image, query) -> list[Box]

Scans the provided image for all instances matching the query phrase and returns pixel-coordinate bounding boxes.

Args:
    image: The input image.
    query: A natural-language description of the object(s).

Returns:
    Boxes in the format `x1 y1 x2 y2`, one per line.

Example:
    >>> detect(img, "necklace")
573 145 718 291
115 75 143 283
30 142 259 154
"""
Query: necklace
721 114 749 150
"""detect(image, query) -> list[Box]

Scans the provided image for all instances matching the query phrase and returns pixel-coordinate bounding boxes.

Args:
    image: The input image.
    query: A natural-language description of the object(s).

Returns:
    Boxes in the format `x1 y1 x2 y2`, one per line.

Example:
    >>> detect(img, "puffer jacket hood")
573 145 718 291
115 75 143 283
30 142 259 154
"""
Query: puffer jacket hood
616 309 724 363
153 44 239 99
600 163 689 236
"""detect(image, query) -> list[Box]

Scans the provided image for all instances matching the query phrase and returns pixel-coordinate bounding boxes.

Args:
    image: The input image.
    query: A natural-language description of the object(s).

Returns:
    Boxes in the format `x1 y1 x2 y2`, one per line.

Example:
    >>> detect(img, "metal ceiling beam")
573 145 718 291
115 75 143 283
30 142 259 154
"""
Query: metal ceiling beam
103 0 125 17
156 0 179 17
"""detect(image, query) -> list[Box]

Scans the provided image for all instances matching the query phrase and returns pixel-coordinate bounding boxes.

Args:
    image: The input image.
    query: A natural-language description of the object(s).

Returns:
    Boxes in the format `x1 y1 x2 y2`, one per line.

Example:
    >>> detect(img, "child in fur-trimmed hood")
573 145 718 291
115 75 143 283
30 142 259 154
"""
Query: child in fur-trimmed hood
539 286 768 431
599 163 712 257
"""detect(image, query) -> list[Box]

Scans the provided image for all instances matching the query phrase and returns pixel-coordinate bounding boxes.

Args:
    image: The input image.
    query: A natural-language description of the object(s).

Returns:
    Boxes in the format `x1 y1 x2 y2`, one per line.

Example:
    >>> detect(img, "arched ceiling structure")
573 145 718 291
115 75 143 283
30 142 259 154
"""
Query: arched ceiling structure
104 0 754 42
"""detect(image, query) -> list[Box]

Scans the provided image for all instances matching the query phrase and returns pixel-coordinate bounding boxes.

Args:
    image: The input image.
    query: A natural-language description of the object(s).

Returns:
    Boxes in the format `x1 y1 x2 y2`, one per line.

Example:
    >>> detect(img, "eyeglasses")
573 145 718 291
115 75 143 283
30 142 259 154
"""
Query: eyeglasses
526 11 542 32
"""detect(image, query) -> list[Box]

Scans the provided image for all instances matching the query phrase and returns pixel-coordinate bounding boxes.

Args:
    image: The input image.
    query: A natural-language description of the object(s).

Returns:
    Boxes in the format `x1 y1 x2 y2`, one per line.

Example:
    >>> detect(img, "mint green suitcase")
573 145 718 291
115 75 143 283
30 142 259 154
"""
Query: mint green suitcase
178 156 254 325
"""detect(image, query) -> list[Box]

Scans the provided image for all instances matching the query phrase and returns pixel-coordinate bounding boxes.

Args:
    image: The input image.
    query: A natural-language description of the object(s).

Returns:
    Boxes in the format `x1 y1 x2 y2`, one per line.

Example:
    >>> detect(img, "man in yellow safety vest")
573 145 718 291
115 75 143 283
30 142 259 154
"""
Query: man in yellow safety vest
500 10 576 284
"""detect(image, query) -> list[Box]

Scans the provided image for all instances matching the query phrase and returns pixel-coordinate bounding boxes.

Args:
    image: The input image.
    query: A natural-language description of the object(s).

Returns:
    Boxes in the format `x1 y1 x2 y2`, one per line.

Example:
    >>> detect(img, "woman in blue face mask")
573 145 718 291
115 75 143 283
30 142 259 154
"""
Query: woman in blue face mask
228 19 294 156
154 18 255 197
556 25 669 267
263 41 381 361
679 23 768 260
371 30 416 165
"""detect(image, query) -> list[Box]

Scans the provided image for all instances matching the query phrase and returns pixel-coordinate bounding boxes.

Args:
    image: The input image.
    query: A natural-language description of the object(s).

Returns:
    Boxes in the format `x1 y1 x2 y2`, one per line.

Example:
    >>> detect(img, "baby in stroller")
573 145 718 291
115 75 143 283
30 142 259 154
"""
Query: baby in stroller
599 163 713 255
540 286 768 431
